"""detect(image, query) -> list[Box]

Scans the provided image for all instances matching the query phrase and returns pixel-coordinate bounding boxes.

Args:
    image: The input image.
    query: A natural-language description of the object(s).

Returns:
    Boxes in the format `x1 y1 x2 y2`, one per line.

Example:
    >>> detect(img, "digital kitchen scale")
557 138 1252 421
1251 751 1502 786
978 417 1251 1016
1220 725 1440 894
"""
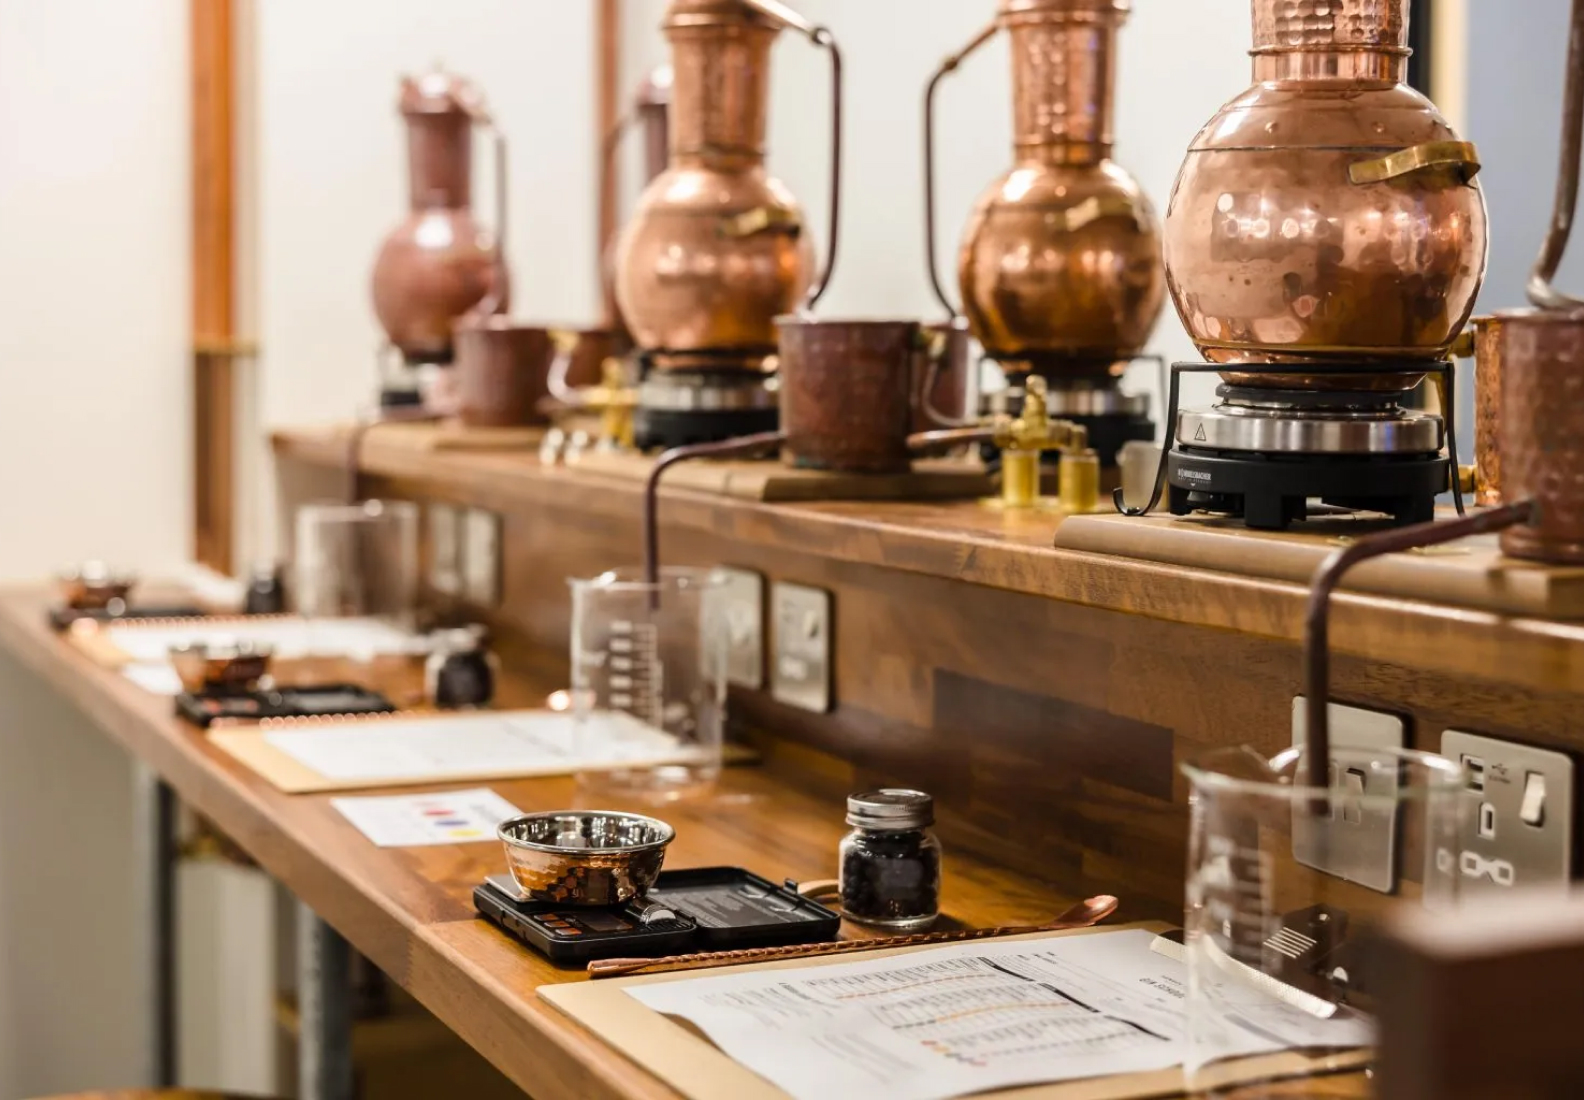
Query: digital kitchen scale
474 866 841 965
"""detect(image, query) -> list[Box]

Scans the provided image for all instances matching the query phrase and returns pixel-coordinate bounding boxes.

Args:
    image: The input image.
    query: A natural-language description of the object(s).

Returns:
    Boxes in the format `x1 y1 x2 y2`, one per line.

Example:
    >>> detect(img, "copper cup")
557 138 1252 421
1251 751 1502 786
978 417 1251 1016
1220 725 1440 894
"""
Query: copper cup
455 319 554 427
555 326 631 391
778 318 956 475
1497 309 1584 564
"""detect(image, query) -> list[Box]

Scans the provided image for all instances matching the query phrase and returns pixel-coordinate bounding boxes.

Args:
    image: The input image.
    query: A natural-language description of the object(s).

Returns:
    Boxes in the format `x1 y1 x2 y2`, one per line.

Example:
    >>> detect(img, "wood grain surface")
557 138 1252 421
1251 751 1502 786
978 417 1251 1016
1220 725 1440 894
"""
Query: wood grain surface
271 426 1584 921
0 589 1082 1100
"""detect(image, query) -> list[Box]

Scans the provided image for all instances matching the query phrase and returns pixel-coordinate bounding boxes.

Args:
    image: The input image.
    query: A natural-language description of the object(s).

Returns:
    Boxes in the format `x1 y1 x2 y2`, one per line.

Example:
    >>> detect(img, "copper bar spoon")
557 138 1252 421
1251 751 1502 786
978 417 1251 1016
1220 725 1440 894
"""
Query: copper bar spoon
588 894 1119 979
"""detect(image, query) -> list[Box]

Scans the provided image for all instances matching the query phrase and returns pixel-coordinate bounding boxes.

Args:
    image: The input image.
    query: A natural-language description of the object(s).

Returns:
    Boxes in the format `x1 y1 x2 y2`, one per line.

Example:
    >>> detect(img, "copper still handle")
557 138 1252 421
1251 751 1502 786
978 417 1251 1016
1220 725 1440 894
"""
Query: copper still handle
1530 0 1584 309
1346 141 1482 186
923 19 1002 318
472 120 510 316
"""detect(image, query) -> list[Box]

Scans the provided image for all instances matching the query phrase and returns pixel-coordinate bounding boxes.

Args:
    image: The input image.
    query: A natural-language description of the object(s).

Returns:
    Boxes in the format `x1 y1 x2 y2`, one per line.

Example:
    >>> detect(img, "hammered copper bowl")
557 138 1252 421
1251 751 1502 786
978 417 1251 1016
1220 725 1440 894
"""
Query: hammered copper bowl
497 811 674 906
168 641 275 695
58 563 136 611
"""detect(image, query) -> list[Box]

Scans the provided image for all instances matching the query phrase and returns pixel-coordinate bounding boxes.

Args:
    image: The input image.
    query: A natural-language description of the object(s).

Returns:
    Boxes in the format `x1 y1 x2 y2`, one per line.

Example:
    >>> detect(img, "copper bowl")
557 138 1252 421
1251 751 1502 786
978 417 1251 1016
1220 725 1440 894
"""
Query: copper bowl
497 811 674 906
169 641 274 695
58 563 136 611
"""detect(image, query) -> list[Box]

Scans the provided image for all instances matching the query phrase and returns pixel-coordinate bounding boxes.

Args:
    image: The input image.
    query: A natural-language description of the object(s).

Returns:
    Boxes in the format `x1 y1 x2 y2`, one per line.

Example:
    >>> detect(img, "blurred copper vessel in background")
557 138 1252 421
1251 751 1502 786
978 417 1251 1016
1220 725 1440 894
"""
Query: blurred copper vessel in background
372 69 508 365
1163 0 1488 391
455 319 555 428
613 0 815 375
929 0 1163 384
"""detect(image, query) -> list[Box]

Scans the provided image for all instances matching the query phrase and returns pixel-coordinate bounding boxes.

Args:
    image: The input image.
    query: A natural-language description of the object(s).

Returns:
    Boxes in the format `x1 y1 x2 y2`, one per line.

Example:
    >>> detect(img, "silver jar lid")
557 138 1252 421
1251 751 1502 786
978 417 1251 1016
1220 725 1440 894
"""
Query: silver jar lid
846 789 934 830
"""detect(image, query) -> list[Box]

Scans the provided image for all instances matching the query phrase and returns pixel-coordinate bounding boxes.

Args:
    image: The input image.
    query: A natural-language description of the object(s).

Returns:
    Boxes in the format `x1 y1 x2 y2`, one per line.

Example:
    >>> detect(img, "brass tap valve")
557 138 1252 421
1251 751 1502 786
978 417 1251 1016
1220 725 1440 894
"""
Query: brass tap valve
585 358 638 451
989 377 1093 511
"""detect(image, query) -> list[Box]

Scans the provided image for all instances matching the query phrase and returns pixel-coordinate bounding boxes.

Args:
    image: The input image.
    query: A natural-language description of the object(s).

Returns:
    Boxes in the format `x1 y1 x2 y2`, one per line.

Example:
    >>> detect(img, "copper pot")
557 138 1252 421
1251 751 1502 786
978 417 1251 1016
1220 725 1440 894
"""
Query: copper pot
929 0 1163 382
371 69 508 365
1161 0 1488 391
778 318 953 474
613 1 820 374
455 319 555 428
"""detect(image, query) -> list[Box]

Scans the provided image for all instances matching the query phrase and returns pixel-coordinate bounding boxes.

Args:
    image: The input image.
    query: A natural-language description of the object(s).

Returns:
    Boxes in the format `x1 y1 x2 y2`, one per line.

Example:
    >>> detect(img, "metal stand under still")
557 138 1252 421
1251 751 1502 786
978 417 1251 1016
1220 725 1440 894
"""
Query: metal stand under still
296 903 355 1100
130 763 178 1088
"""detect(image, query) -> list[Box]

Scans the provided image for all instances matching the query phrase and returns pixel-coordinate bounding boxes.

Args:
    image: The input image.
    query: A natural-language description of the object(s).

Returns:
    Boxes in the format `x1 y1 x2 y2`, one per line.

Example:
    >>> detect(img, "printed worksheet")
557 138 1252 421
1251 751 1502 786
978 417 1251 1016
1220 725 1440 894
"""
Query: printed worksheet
629 929 1371 1100
263 709 693 783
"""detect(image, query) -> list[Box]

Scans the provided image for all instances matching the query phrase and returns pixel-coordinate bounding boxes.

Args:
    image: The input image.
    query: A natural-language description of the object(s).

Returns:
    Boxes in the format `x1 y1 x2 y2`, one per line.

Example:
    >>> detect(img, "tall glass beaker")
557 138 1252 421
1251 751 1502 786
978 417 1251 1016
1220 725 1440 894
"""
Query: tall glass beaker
568 568 727 799
1181 745 1473 1099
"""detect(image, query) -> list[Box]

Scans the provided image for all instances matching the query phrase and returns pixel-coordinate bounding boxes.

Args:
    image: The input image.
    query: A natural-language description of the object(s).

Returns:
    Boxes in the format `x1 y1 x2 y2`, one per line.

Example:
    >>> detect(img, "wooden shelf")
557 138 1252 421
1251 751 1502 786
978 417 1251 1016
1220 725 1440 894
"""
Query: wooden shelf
274 423 1584 696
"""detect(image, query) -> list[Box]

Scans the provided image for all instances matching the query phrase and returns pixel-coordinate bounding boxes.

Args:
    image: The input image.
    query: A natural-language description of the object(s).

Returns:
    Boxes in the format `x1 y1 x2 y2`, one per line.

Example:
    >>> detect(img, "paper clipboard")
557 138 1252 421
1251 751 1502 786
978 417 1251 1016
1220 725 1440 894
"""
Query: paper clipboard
540 922 1370 1100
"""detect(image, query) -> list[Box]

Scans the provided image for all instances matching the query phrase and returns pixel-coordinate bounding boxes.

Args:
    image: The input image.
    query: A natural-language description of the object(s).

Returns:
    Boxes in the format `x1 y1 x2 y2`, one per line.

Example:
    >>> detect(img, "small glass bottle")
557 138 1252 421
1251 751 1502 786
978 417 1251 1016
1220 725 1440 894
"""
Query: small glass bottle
838 789 942 931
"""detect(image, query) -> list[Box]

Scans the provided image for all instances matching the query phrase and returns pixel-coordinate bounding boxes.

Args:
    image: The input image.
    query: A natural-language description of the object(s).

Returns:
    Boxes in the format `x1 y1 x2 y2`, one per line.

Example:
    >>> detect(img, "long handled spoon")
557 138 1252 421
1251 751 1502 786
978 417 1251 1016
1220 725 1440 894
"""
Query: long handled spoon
588 894 1120 979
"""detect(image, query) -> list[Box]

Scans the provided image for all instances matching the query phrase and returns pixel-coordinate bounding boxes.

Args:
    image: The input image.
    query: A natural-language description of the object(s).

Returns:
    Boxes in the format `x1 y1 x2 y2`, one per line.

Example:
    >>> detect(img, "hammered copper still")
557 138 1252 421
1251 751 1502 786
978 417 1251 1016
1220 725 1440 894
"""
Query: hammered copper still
613 0 817 376
1162 0 1488 391
929 0 1163 383
371 69 508 365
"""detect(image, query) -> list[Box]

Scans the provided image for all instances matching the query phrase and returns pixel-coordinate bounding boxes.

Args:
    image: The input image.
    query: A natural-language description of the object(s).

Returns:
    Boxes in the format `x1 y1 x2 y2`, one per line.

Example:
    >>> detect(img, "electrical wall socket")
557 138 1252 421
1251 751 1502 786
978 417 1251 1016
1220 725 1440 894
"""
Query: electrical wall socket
427 503 462 597
1291 697 1407 893
461 508 501 606
1440 730 1574 898
709 567 764 690
770 581 831 713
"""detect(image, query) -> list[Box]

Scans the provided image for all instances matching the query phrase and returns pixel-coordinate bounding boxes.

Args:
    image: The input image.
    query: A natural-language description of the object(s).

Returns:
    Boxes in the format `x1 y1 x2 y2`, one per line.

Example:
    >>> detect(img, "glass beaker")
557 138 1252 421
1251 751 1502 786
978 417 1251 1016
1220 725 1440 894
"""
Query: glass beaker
1181 745 1473 1099
567 568 727 799
293 500 420 628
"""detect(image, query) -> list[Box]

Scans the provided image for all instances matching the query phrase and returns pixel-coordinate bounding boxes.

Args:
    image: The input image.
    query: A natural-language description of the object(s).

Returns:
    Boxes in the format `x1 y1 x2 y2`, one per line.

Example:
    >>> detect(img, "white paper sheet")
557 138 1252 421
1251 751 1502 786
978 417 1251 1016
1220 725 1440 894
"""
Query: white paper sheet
109 616 422 664
628 928 1372 1100
263 709 696 783
331 787 521 847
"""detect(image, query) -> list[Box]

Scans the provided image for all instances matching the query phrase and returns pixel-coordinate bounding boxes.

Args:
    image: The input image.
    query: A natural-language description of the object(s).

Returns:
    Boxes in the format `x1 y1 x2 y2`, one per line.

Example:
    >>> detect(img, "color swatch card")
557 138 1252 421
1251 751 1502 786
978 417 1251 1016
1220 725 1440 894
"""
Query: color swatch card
331 788 522 847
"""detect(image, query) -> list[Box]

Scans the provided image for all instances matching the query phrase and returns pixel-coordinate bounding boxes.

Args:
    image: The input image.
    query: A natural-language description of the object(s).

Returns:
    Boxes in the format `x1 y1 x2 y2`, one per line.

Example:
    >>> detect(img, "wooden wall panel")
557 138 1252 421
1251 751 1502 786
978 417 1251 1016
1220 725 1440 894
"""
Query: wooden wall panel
278 457 1584 921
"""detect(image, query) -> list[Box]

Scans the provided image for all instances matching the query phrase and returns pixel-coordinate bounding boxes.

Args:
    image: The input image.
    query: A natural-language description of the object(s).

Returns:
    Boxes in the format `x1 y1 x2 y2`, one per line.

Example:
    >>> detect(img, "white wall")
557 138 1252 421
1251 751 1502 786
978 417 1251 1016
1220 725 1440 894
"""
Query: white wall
253 0 602 555
0 0 191 581
619 0 1251 416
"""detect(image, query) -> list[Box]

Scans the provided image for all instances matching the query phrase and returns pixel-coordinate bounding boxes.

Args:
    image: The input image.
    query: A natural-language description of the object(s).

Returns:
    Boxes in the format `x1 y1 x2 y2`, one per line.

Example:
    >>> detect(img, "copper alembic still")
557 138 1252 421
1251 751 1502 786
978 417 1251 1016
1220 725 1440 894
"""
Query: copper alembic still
613 0 839 450
371 67 508 409
1119 0 1489 530
924 0 1165 475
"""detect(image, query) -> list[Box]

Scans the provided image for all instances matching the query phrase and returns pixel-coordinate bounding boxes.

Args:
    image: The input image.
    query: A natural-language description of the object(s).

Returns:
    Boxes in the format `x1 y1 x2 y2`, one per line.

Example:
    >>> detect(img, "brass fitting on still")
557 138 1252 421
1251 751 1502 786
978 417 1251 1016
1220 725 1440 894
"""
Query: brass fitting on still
991 377 1099 512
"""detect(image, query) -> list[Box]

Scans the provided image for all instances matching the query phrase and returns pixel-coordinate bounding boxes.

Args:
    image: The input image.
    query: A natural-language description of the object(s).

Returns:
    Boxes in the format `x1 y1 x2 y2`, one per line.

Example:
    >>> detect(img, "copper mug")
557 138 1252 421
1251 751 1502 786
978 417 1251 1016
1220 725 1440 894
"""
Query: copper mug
776 318 961 474
1497 309 1584 564
455 319 555 428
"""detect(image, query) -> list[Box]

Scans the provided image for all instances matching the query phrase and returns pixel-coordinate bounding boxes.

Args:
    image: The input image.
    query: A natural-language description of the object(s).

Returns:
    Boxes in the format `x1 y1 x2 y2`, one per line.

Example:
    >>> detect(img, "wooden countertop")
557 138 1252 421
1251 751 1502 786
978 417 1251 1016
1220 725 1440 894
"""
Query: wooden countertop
0 588 1076 1100
274 425 1584 696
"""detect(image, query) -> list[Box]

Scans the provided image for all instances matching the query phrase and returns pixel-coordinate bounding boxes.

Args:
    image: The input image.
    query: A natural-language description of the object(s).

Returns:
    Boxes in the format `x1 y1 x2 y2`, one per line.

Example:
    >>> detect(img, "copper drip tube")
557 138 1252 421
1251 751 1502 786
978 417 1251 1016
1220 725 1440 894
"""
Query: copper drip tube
641 431 785 589
1530 0 1584 309
1301 501 1537 793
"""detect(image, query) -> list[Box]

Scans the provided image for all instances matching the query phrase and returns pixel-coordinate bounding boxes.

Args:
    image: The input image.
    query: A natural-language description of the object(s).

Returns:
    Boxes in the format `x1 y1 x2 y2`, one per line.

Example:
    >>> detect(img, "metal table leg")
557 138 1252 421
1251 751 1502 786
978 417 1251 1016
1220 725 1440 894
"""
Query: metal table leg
297 902 355 1100
131 762 178 1088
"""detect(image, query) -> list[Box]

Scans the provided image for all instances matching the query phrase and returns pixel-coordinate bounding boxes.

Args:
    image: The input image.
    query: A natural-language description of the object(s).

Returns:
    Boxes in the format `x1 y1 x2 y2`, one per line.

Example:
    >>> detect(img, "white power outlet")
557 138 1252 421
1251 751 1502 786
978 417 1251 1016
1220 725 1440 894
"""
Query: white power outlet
1440 730 1574 898
427 503 462 597
1291 698 1407 893
462 508 501 606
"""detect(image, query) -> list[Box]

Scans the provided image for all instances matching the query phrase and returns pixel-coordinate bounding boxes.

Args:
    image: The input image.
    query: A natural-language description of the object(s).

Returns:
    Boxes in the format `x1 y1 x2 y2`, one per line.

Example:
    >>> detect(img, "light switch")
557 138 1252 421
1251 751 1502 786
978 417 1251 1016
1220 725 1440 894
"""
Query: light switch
1521 773 1548 828
462 508 501 606
770 582 831 713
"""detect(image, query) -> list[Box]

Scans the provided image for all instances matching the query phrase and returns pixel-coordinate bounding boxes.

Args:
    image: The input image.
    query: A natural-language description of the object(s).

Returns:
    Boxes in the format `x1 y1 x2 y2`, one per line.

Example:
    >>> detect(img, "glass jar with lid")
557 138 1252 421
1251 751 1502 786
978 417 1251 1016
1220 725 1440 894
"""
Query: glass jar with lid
838 789 942 931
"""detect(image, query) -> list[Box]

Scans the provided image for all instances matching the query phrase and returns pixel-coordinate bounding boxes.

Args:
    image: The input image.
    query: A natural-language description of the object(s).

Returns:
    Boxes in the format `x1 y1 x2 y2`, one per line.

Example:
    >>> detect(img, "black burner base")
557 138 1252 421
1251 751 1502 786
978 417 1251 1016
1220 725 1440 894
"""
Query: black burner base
1167 448 1449 531
633 405 780 451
